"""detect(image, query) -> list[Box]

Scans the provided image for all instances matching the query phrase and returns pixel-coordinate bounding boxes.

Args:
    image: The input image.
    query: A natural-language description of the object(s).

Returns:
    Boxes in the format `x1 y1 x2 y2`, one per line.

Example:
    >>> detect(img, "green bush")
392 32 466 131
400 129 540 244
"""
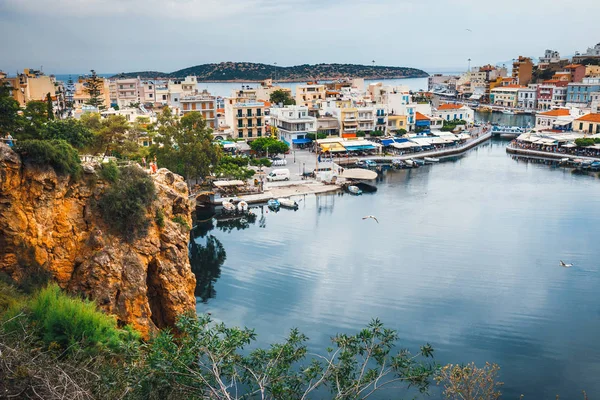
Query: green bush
14 139 82 178
575 138 596 147
99 166 156 241
306 132 327 140
220 155 249 167
370 130 384 137
155 208 165 228
172 215 190 230
249 157 272 167
43 119 93 149
356 131 366 137
99 161 120 183
4 284 139 352
0 281 24 315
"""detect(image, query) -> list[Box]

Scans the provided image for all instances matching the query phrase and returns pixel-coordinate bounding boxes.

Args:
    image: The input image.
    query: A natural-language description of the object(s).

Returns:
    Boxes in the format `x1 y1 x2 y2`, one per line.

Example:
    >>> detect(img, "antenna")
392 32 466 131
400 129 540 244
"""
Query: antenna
467 58 471 71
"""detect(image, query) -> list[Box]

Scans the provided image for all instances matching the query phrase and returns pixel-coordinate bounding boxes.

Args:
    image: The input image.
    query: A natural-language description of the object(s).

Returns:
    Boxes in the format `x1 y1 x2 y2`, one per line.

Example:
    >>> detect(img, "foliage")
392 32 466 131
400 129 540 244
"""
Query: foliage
395 128 407 136
98 166 156 241
171 215 191 230
99 161 120 183
220 155 249 167
575 137 600 147
85 69 105 110
306 132 327 140
370 130 384 137
249 157 272 167
132 314 438 399
153 108 221 183
0 81 21 136
249 137 289 155
46 92 54 120
213 161 255 180
441 119 467 132
435 362 503 400
190 235 226 302
43 119 94 148
20 100 49 139
270 89 295 105
155 208 165 228
3 284 137 352
14 139 82 178
356 130 366 137
0 281 24 314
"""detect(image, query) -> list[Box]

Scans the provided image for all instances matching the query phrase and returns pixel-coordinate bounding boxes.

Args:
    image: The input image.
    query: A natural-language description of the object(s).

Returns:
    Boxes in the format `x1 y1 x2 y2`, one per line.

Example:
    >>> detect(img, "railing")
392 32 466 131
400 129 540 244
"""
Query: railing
0 138 16 147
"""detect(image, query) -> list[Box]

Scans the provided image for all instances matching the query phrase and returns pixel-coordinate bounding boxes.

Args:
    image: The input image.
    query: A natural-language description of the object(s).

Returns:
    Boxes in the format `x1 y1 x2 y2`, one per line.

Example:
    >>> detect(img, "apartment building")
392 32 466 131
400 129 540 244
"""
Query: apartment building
512 56 533 86
517 87 537 111
270 105 316 146
295 83 326 109
224 90 266 140
180 90 217 129
491 85 523 107
573 113 600 134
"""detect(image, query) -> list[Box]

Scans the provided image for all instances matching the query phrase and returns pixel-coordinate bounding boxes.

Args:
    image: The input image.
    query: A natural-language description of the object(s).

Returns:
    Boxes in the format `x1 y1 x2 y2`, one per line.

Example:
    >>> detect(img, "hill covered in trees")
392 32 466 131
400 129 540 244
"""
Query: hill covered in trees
113 62 428 81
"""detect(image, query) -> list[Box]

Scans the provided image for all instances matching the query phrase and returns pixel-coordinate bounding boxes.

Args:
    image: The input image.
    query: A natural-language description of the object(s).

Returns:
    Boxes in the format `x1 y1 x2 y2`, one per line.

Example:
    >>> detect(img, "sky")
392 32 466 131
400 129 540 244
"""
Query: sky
1 0 600 75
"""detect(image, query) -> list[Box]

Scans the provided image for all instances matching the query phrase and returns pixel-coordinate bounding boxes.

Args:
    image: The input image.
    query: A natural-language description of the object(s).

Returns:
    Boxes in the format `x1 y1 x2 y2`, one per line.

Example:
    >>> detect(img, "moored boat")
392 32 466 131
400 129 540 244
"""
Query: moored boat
237 201 249 212
424 157 440 164
267 199 280 209
222 200 236 212
277 198 298 209
501 109 515 115
347 185 363 195
413 159 425 166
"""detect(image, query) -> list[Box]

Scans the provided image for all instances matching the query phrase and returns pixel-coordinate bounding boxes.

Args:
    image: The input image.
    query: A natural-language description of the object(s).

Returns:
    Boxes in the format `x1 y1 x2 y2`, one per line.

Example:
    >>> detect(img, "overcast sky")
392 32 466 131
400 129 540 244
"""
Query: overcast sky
1 0 599 75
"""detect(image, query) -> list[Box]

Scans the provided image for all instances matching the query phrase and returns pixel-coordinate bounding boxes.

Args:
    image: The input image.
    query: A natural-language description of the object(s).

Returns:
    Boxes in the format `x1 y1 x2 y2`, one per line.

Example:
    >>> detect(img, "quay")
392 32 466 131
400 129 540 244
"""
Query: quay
506 143 600 162
336 129 492 166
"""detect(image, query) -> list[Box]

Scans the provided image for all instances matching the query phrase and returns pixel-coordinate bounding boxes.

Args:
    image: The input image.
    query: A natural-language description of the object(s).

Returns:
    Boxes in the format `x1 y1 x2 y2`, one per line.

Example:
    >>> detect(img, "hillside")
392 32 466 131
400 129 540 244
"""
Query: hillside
113 62 428 81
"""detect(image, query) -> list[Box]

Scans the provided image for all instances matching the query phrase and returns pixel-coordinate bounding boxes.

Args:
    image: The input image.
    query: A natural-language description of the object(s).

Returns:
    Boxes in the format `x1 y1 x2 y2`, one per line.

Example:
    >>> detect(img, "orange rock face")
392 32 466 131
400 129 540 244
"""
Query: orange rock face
0 144 196 338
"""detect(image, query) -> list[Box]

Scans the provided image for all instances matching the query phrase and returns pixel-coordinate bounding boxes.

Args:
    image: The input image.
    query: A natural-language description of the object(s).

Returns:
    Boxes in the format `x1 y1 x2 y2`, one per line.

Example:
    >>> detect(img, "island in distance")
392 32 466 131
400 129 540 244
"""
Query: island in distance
112 61 429 82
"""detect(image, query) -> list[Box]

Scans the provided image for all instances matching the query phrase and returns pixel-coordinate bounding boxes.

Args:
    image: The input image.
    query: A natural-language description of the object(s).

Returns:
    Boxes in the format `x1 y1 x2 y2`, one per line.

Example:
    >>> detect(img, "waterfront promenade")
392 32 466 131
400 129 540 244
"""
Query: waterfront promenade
506 143 600 162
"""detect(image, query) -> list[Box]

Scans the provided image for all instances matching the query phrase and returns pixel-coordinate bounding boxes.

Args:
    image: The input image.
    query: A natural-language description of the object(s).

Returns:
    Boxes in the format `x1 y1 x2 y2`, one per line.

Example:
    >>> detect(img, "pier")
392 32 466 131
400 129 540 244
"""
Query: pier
506 143 600 162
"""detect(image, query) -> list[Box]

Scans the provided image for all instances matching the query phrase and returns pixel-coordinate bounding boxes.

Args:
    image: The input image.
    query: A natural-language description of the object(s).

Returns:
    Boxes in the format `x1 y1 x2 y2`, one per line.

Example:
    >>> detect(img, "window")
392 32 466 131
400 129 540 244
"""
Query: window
257 109 262 116
238 120 243 128
129 84 134 88
162 95 167 100
237 110 242 117
119 85 123 89
580 123 584 130
149 93 153 98
149 86 153 90
257 118 262 126
248 130 253 138
258 129 262 137
238 131 243 138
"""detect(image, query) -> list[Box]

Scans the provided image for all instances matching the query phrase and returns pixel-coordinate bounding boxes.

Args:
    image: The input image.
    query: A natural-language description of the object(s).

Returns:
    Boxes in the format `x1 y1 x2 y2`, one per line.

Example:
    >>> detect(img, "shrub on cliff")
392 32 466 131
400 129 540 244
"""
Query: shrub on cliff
99 165 156 240
14 139 82 178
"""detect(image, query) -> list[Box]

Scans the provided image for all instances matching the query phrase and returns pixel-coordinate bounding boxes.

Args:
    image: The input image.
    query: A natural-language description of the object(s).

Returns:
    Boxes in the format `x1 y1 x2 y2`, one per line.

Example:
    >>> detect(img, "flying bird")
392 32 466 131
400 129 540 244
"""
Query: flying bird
559 260 573 268
466 28 472 32
362 215 379 224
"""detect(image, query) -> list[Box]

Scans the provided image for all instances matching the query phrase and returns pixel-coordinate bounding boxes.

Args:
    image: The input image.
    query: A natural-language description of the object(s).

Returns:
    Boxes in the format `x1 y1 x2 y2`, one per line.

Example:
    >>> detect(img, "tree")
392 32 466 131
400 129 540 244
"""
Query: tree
153 108 222 183
21 101 49 140
43 119 93 149
0 81 21 136
270 89 295 106
45 92 54 121
435 362 503 400
135 315 438 399
92 115 130 157
249 137 289 156
85 70 105 110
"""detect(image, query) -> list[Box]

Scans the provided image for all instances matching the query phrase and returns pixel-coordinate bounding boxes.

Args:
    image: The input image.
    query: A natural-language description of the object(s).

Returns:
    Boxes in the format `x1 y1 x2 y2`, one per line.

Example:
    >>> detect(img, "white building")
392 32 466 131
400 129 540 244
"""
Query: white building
539 49 561 64
433 104 475 123
295 83 326 109
517 87 537 111
270 106 317 147
534 108 574 130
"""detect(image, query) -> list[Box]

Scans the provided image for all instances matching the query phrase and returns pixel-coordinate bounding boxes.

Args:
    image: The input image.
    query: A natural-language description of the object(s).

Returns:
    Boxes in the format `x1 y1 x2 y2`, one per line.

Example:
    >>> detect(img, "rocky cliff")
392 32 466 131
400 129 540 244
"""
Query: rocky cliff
0 144 196 337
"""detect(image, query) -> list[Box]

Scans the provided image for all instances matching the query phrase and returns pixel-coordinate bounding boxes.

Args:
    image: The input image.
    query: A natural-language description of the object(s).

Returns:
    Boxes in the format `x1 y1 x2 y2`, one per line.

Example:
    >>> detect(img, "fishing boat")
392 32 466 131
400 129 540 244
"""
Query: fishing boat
277 198 298 209
267 199 280 209
222 200 236 212
424 157 440 164
491 125 526 138
590 161 600 171
237 201 249 212
413 159 425 166
559 158 570 164
404 159 414 167
501 109 515 115
347 185 363 195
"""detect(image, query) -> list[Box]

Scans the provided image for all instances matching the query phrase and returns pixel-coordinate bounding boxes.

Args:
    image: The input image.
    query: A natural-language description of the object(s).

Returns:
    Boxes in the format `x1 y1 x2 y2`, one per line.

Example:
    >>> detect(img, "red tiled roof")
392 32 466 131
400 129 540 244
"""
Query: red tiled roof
576 113 600 123
564 64 583 69
415 112 430 121
437 104 463 110
539 109 570 117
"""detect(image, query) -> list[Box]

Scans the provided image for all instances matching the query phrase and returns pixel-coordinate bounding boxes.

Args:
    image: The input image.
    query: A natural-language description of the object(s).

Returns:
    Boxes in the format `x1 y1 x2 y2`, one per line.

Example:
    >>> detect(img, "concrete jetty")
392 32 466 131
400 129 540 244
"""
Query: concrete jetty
506 144 600 162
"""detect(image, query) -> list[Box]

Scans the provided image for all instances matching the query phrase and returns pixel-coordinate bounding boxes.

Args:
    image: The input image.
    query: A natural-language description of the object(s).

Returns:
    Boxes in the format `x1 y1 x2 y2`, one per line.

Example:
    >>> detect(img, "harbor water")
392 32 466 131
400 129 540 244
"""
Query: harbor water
192 139 600 399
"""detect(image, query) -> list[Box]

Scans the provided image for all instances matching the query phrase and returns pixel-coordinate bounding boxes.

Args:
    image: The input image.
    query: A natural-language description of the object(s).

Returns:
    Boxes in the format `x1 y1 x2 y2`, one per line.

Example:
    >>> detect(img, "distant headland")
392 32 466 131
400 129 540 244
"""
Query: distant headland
111 62 429 81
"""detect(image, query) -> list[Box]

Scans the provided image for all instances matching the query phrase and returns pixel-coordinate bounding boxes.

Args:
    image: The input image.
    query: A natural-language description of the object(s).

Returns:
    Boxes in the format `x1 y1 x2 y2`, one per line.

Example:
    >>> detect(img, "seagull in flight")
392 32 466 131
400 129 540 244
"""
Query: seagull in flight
559 260 573 268
362 215 379 224
466 28 472 32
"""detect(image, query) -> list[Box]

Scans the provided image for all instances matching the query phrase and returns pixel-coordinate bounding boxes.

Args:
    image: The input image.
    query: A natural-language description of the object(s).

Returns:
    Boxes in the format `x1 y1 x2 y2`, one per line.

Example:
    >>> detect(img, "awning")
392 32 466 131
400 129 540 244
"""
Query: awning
562 143 576 148
222 143 237 149
381 139 395 146
391 142 420 149
320 143 347 153
236 142 251 151
469 94 483 100
340 169 378 180
292 138 312 144
344 144 376 151
213 180 245 187
409 138 434 146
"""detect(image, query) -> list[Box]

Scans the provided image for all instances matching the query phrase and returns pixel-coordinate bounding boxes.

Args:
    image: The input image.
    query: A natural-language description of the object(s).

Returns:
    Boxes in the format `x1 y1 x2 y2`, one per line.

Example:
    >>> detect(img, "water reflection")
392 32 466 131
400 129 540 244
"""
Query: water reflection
190 208 260 302
190 235 226 303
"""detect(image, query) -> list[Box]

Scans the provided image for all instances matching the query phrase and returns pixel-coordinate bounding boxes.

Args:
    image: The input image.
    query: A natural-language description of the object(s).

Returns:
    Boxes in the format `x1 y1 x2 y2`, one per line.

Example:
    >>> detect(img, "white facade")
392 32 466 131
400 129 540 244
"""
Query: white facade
270 106 317 146
539 49 561 64
357 107 375 132
434 105 475 123
517 87 537 111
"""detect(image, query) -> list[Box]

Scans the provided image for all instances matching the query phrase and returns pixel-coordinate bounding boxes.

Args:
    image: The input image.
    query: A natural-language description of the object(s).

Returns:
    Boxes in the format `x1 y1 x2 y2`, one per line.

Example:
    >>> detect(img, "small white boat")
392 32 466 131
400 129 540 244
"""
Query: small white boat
502 109 515 115
267 199 280 209
559 158 570 164
424 157 440 163
222 200 236 212
404 159 414 167
277 198 298 209
237 201 249 212
348 185 363 195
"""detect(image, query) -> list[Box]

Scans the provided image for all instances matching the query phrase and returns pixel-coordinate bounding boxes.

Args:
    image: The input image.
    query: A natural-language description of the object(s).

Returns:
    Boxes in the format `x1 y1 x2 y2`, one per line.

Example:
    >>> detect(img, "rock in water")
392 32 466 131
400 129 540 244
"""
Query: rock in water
0 144 196 338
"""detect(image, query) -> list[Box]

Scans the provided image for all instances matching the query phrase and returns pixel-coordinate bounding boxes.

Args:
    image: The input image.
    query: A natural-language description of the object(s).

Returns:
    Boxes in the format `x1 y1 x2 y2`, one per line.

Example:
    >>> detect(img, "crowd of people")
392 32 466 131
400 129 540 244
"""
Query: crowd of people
510 140 600 158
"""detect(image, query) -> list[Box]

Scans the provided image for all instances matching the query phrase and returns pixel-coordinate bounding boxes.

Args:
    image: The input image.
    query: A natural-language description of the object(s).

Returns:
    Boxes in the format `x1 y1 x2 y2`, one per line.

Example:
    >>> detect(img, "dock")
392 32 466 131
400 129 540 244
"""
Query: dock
506 144 600 162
